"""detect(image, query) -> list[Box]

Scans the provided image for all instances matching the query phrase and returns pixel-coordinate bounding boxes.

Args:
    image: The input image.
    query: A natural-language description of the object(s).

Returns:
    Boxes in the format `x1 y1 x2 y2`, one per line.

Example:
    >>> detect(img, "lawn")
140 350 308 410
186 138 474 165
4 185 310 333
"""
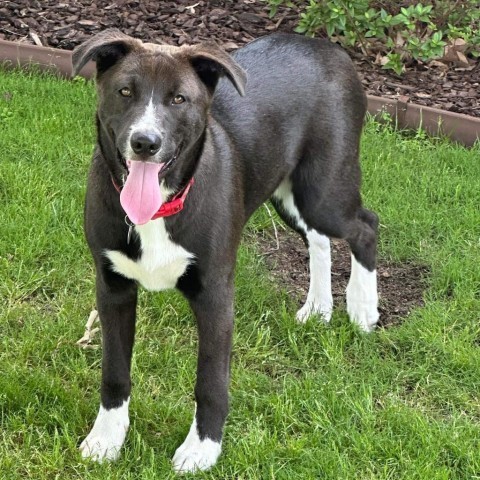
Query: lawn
0 68 479 480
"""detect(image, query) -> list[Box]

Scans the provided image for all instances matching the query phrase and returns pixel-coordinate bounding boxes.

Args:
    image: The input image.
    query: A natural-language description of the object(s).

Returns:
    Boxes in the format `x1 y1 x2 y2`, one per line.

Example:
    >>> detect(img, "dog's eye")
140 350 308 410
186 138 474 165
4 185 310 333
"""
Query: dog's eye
172 94 185 105
119 87 132 97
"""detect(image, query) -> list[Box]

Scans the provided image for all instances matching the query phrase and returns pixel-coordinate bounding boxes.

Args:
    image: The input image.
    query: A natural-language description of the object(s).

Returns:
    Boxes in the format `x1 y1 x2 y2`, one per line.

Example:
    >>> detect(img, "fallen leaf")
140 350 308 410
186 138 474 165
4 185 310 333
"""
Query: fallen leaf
379 55 390 66
456 51 470 67
452 38 467 52
395 32 405 48
429 60 448 70
185 2 199 14
223 41 239 50
29 31 42 46
415 92 432 98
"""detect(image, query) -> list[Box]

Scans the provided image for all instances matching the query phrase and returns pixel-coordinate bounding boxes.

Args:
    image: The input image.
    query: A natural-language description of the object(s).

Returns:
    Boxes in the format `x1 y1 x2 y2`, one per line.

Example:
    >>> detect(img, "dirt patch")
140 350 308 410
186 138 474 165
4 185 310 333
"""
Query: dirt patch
0 0 478 117
256 229 429 328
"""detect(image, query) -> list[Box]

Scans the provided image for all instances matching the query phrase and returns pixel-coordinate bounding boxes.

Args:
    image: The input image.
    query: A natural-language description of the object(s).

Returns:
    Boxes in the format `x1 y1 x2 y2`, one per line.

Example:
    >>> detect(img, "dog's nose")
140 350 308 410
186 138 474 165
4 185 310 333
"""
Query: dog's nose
130 131 162 156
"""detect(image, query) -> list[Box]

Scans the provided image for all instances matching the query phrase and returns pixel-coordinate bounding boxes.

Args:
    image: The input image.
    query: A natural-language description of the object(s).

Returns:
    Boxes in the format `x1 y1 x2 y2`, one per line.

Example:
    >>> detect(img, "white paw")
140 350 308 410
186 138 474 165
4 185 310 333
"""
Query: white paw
346 299 379 332
80 400 130 462
346 257 379 333
296 301 333 324
172 419 221 473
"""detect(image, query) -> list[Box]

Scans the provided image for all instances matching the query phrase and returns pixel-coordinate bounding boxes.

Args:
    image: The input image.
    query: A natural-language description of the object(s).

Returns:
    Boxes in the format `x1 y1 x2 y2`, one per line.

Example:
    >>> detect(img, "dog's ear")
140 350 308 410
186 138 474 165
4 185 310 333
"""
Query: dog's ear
188 44 247 96
72 29 138 77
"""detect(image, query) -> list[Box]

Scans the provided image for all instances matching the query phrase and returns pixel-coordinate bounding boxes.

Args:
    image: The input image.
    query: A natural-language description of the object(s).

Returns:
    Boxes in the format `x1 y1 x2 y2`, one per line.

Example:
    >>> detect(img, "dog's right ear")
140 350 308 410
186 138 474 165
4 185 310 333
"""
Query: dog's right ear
72 29 138 77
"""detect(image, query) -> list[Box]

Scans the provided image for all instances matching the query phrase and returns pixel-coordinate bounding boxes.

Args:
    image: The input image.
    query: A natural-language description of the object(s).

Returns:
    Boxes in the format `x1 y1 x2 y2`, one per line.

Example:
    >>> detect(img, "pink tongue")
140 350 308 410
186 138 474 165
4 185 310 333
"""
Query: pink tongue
120 161 163 225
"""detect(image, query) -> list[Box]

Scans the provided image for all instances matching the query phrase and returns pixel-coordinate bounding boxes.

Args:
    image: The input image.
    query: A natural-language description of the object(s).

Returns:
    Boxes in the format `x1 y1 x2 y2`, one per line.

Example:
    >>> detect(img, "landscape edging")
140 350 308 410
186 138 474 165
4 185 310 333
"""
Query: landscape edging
0 38 478 147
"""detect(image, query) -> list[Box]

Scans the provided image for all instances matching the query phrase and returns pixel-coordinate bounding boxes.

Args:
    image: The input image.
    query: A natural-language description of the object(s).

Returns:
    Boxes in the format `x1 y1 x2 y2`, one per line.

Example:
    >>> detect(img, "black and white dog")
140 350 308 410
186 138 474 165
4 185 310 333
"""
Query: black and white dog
72 29 379 473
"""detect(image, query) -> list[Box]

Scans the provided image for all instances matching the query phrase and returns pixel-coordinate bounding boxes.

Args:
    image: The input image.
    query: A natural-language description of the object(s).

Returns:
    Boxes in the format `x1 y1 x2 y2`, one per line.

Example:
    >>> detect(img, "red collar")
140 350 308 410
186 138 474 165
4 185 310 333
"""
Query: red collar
112 176 195 220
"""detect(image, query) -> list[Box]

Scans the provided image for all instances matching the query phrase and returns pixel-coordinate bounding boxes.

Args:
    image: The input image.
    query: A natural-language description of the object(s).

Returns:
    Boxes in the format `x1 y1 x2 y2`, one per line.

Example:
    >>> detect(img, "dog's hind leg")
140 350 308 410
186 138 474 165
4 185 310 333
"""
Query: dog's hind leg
287 147 380 332
271 179 333 323
344 209 379 332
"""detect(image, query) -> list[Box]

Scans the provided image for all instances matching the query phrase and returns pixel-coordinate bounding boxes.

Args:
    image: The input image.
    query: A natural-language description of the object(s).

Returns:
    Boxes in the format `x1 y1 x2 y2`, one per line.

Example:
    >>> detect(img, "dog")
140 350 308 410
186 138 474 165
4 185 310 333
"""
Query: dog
72 29 379 473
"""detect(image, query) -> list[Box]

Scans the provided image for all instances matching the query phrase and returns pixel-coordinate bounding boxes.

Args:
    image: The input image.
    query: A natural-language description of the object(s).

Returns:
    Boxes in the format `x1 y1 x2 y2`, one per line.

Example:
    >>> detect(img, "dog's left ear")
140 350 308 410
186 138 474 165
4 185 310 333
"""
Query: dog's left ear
188 44 247 97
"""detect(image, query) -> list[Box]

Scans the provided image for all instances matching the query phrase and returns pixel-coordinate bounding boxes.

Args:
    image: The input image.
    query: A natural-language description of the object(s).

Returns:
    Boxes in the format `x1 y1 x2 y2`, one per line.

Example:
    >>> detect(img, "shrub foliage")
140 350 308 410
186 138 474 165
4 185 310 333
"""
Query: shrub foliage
266 0 480 74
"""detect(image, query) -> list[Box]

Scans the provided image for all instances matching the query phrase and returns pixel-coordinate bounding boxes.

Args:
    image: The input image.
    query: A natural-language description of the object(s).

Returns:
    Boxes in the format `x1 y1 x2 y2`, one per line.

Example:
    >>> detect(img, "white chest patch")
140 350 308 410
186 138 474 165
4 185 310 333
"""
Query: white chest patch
106 219 194 291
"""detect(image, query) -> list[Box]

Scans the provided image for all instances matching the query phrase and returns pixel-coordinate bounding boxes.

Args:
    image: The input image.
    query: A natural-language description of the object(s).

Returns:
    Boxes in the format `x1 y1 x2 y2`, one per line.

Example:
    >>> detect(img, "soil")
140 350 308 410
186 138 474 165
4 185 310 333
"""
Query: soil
1 0 435 325
256 229 428 328
1 0 479 117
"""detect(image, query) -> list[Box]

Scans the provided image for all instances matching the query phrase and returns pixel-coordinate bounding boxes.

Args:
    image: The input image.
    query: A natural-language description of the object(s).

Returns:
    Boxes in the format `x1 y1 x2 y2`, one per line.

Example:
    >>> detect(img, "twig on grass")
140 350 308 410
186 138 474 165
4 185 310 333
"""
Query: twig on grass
263 203 280 251
77 309 100 349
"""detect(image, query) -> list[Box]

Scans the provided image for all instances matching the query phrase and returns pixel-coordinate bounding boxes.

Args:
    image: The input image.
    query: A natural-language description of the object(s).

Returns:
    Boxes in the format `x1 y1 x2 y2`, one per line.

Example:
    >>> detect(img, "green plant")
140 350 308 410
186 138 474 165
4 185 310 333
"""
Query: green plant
0 106 13 123
266 0 480 72
267 0 294 17
384 52 403 75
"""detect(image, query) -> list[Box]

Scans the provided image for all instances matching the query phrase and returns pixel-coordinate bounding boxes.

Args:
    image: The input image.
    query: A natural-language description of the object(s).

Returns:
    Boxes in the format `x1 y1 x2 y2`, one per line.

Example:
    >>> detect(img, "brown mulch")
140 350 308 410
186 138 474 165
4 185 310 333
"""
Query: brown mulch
1 0 479 117
1 0 433 325
257 229 429 328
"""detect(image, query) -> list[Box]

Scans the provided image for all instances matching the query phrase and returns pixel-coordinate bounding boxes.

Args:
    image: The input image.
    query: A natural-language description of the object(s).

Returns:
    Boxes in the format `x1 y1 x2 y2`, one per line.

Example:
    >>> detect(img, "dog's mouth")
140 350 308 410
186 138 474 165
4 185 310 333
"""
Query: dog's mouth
117 146 181 226
117 148 179 182
117 149 128 172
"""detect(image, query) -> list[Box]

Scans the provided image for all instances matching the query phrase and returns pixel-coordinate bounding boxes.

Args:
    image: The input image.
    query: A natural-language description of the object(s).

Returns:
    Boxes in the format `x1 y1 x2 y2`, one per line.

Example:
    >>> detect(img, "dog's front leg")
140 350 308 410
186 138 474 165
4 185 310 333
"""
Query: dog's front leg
80 268 138 462
173 280 234 473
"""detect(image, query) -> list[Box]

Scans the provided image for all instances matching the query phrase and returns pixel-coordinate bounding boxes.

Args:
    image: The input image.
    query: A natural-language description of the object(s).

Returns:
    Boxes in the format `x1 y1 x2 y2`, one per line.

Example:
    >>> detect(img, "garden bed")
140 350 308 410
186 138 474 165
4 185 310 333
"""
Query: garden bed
1 0 479 117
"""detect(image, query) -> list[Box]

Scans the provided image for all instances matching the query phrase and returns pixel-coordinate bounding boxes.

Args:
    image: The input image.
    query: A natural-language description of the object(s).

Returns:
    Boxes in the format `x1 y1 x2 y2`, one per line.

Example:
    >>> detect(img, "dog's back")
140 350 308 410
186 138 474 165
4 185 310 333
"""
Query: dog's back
212 33 367 215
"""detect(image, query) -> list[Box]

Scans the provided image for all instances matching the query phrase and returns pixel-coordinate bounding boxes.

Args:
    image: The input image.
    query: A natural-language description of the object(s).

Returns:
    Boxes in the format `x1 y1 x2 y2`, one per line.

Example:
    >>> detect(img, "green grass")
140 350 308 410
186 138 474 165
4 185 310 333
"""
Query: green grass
1 68 479 479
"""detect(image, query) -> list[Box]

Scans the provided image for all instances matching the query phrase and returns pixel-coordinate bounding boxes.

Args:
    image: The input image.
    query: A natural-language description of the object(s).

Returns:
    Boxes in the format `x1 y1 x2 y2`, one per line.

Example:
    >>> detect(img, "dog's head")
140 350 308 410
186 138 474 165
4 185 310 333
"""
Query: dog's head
73 29 246 224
